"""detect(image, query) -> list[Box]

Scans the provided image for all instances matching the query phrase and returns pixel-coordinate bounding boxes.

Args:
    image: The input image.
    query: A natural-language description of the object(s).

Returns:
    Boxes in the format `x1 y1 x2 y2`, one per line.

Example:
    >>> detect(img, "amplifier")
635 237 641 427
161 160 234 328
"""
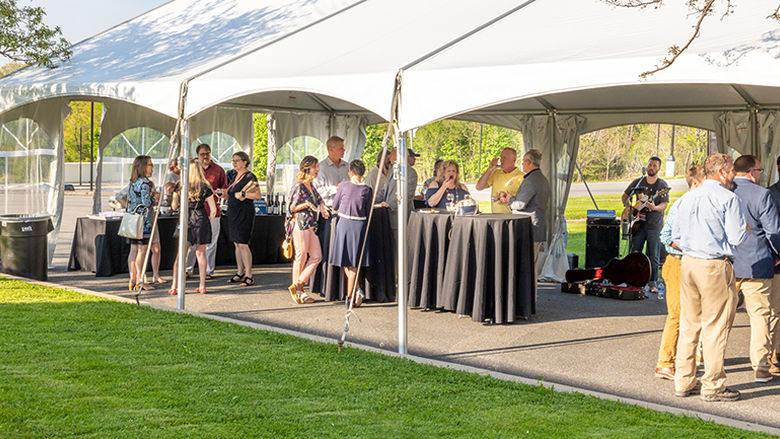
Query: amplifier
585 217 620 268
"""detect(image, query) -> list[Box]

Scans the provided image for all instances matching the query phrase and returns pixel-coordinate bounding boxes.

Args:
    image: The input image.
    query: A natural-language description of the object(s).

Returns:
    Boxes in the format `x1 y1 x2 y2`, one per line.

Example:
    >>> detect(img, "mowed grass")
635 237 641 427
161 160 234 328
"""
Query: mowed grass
0 280 769 438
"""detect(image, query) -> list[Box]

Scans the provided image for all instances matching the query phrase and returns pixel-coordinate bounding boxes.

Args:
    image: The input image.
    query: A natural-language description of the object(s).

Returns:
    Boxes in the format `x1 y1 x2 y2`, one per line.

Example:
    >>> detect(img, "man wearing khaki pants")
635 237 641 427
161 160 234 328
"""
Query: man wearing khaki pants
671 153 748 402
731 155 780 383
766 155 780 374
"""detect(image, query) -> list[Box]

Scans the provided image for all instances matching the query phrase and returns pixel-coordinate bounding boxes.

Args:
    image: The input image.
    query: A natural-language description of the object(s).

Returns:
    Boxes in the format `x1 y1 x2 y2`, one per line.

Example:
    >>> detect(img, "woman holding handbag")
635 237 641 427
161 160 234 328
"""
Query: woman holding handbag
126 155 163 290
169 159 217 295
287 155 330 304
226 151 261 286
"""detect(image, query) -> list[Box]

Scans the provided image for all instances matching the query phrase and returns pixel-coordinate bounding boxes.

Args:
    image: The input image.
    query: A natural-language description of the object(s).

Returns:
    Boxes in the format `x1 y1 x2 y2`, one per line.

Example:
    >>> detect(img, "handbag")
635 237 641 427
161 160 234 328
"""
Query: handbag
281 235 293 259
118 205 145 240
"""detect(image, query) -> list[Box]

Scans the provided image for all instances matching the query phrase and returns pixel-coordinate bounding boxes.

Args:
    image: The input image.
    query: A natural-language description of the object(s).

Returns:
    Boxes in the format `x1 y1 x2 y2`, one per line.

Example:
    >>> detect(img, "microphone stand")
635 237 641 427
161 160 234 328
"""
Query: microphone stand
623 168 646 257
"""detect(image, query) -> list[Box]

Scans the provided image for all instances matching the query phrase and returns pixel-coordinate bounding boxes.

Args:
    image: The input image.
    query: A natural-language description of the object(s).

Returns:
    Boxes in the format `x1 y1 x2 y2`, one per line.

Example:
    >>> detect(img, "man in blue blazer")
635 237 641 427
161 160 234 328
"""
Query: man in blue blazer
732 155 780 383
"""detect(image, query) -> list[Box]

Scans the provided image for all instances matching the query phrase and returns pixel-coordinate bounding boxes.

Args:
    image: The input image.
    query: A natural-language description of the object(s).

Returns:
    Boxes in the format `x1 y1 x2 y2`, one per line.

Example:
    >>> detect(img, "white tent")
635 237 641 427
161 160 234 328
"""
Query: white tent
3 0 780 351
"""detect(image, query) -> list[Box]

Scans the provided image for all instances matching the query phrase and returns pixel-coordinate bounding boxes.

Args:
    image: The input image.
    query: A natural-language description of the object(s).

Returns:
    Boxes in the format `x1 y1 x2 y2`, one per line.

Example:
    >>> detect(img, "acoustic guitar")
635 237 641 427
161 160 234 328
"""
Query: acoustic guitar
565 252 651 287
620 187 670 234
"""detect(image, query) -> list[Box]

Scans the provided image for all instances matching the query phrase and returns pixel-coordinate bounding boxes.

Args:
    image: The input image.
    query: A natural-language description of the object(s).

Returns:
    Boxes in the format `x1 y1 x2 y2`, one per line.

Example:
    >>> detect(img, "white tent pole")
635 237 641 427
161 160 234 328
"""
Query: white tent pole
397 133 408 355
177 119 190 310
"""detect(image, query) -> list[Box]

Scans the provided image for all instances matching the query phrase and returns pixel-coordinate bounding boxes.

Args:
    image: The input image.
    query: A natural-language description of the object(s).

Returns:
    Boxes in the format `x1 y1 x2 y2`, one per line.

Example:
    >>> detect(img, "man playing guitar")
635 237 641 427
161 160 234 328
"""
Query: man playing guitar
621 156 670 293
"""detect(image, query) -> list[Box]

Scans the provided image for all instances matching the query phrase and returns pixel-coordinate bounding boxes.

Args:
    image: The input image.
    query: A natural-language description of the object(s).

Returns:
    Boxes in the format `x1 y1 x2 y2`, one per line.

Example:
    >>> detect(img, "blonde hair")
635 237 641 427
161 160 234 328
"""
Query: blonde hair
437 160 461 186
188 158 213 202
685 165 705 188
296 155 318 184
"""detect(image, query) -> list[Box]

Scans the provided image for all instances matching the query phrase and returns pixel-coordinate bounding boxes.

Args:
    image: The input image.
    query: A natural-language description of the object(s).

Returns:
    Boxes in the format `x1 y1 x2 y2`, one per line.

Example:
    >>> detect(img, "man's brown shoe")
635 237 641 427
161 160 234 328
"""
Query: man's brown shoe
700 387 740 402
654 367 674 380
755 369 773 383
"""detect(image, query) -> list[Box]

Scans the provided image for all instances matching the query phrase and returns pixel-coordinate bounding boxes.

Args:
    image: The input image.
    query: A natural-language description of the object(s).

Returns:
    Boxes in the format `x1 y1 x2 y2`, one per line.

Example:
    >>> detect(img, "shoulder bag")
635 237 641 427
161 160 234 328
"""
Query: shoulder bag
118 205 145 240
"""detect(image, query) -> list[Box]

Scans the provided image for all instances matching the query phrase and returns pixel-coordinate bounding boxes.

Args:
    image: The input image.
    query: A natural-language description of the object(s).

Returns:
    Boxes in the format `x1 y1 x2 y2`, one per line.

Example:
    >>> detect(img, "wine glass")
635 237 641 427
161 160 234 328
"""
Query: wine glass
446 192 454 211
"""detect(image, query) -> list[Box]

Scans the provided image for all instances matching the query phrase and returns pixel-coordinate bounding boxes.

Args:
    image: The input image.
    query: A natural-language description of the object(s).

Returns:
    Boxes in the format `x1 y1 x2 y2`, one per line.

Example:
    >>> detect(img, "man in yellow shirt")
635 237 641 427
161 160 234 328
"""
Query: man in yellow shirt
475 147 524 213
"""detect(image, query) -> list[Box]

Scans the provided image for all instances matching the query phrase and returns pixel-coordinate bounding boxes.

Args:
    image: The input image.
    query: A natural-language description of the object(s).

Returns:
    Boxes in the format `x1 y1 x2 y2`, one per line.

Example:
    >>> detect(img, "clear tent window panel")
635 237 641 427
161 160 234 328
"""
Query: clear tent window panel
0 118 55 215
192 132 244 170
103 127 171 191
274 136 324 195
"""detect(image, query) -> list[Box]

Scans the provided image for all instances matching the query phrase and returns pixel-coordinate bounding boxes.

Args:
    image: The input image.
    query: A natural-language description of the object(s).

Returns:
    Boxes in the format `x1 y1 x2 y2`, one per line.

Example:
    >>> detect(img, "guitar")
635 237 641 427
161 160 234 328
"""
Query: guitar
621 187 670 234
565 252 651 287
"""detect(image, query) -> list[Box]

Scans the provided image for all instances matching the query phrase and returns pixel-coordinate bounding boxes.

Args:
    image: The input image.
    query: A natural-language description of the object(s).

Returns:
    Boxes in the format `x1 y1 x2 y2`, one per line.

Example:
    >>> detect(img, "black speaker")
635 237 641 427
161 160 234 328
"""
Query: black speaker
585 217 620 268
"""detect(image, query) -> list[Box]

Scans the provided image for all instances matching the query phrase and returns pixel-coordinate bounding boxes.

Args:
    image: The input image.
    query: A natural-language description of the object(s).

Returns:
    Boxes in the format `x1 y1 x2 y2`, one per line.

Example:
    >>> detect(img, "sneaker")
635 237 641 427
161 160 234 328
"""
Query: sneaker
700 387 740 402
654 367 675 381
674 381 700 397
755 369 773 383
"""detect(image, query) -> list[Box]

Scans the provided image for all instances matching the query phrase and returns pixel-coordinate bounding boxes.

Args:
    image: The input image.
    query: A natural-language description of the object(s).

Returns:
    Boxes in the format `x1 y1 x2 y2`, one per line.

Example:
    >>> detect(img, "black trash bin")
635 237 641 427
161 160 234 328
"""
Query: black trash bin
0 214 54 281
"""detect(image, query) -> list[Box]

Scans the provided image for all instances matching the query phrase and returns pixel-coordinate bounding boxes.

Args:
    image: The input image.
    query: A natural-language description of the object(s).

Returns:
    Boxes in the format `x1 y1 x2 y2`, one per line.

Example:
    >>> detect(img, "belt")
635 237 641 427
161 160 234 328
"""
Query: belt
668 253 682 260
337 213 367 221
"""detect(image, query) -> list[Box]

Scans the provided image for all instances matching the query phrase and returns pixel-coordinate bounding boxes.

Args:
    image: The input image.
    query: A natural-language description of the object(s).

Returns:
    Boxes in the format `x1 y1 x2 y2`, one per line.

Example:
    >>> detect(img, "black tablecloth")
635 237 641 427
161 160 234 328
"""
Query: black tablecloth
216 214 288 266
407 211 535 323
407 212 453 309
69 214 287 277
316 207 396 303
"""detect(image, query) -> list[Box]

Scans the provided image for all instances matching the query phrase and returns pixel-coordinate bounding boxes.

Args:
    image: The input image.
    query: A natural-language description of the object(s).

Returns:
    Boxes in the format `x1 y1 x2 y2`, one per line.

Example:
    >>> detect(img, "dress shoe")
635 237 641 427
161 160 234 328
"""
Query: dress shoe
654 367 674 380
674 381 700 397
700 387 740 402
755 369 773 383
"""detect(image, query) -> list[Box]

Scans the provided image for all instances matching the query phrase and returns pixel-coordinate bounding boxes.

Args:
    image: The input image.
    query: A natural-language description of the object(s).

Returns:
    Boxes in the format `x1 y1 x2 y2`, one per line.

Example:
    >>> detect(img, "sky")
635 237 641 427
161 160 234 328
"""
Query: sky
1 0 168 64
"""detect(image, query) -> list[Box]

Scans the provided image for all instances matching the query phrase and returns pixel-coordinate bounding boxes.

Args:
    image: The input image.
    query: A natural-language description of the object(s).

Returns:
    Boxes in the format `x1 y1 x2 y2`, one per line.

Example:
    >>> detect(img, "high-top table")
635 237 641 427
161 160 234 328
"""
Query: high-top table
407 211 535 323
68 214 288 277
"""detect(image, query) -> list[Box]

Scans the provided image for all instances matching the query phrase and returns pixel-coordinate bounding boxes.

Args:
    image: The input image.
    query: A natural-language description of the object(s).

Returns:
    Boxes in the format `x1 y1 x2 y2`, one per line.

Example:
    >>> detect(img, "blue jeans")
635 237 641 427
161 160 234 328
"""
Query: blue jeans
630 223 661 283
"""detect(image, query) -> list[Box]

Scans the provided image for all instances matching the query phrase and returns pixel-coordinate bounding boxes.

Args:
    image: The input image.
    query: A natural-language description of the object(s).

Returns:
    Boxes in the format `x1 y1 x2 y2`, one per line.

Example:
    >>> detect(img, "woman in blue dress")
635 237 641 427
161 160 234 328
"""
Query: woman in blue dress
330 160 373 307
126 155 162 291
425 160 470 208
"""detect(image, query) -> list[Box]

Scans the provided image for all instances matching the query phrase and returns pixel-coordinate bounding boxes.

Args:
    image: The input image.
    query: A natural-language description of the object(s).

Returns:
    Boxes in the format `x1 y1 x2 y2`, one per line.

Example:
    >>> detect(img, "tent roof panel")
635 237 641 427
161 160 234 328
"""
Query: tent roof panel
0 0 361 116
401 0 780 130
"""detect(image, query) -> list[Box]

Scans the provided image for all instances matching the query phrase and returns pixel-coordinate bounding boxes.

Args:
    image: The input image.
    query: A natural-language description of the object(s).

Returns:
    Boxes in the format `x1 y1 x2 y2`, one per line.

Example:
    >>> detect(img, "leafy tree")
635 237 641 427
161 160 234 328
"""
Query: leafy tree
0 0 71 68
252 113 268 180
62 101 101 162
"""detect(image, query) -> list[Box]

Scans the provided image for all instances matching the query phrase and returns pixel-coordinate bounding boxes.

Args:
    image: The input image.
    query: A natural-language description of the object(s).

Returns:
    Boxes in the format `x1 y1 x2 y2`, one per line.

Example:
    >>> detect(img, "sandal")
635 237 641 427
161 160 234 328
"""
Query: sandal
204 274 214 280
140 283 155 291
240 277 255 287
299 293 316 304
227 274 244 283
153 277 167 284
128 280 136 291
196 287 207 294
168 288 177 295
288 284 302 304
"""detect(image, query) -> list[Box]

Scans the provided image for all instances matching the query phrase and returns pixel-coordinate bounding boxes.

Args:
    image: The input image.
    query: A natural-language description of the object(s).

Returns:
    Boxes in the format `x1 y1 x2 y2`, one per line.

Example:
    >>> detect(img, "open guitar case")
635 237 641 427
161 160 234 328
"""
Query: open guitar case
561 252 651 301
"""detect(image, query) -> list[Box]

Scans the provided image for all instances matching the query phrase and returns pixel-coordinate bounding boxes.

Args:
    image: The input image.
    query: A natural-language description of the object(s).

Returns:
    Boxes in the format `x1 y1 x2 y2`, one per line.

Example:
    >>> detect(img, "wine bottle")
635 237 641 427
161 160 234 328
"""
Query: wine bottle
273 194 280 215
280 194 287 215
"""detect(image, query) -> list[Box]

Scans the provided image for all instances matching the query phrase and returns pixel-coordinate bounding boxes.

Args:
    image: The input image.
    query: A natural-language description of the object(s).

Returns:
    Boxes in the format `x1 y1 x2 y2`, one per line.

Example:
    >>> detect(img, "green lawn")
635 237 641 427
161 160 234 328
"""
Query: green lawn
0 280 769 438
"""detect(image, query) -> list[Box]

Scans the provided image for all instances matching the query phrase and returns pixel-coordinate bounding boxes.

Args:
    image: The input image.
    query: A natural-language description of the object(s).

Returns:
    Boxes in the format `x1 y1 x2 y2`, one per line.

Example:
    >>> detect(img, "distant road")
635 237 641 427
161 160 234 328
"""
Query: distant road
465 177 687 203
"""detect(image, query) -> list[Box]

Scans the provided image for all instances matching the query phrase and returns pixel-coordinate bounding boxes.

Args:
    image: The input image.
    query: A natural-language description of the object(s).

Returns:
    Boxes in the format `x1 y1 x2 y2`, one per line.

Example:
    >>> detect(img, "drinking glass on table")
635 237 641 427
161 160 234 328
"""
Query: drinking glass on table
446 192 455 211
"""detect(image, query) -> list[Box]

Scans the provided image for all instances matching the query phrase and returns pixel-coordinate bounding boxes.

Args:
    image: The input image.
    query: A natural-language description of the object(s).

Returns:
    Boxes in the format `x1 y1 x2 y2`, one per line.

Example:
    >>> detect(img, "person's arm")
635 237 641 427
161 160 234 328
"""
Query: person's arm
475 158 498 191
509 180 533 212
331 184 343 212
759 191 780 255
659 202 677 247
725 196 749 247
426 181 450 207
206 196 217 222
407 169 418 202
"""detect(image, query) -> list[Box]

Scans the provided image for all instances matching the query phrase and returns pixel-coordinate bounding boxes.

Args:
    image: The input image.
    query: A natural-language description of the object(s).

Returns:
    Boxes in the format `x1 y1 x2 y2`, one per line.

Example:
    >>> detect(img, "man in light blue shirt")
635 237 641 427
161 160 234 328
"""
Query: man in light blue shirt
671 153 747 402
653 165 704 381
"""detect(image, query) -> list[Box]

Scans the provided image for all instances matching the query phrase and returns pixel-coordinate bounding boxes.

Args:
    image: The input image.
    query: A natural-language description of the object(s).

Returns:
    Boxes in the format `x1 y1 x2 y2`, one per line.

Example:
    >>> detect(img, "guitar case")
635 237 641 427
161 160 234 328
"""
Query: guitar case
561 281 646 300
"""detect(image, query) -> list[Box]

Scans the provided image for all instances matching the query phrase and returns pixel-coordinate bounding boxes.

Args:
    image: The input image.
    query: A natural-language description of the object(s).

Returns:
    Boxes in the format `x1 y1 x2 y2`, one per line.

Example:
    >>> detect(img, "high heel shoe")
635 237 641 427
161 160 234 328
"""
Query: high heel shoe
128 279 136 291
168 288 177 295
196 287 207 294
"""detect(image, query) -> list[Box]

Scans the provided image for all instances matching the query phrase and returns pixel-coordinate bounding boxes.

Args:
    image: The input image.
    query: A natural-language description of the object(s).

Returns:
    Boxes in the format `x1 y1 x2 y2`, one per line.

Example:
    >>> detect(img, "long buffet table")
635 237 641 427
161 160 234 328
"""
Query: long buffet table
68 214 288 277
407 211 536 323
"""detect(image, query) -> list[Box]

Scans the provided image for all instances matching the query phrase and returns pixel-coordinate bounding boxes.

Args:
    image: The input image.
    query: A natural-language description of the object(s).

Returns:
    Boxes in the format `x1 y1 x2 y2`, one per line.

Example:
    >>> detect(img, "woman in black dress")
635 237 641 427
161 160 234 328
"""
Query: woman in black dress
330 160 373 307
226 151 262 286
170 159 216 295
